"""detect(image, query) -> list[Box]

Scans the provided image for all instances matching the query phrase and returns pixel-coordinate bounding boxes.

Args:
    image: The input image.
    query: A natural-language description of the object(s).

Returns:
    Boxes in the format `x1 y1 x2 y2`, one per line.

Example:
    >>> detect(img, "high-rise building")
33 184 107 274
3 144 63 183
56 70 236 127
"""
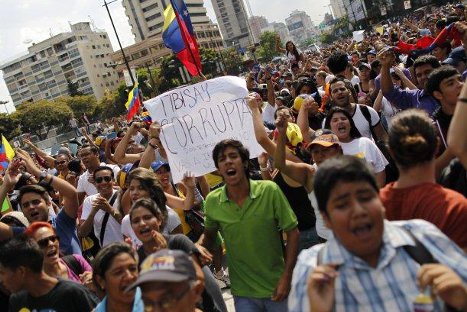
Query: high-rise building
285 10 317 44
330 0 346 19
0 22 118 106
211 0 253 49
248 16 268 43
262 22 291 45
122 0 210 42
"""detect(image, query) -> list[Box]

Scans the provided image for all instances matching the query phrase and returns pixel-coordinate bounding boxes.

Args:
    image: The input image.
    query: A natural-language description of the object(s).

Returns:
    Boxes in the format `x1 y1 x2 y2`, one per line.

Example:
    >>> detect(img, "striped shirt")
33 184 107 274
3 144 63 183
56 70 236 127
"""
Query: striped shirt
288 219 467 312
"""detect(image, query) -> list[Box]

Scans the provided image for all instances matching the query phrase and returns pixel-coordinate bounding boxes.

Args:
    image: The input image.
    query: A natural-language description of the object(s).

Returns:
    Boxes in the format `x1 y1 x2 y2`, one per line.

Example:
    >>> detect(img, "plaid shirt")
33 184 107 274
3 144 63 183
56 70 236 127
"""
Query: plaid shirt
288 220 467 312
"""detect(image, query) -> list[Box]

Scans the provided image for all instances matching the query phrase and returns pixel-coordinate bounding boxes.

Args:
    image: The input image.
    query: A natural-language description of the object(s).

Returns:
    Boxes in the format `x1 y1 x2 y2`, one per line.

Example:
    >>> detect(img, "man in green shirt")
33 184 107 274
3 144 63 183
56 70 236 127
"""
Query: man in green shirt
201 139 299 312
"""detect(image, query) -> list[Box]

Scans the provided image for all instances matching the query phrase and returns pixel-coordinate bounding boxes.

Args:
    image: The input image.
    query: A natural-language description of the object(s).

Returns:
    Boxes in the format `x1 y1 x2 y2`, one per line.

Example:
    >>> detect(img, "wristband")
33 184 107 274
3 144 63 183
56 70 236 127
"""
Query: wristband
148 142 158 149
458 98 467 103
46 176 54 187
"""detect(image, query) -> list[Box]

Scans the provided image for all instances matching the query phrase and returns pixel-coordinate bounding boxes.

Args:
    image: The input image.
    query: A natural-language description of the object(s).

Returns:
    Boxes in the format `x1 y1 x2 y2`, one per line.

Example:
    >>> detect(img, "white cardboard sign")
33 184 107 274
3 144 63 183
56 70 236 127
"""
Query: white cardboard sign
144 76 264 183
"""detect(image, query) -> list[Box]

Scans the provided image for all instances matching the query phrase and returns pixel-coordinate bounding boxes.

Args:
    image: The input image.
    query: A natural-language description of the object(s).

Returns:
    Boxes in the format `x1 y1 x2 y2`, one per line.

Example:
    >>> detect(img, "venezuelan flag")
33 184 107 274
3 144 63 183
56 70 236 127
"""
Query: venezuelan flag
162 0 202 76
0 135 15 171
125 83 141 122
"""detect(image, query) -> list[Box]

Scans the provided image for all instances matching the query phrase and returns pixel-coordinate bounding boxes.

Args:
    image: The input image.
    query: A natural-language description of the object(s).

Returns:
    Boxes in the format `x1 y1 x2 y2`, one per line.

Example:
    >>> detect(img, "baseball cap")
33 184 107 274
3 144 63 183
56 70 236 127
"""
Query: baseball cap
280 88 290 95
95 136 105 147
0 211 29 227
151 161 170 172
443 46 467 66
367 50 377 56
306 129 340 149
126 249 196 291
455 3 465 9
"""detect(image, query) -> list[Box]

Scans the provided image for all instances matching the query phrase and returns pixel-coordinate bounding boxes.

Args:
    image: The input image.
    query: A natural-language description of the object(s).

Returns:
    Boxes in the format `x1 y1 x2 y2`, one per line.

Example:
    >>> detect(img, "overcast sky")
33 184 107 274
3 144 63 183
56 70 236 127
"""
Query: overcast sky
0 0 331 113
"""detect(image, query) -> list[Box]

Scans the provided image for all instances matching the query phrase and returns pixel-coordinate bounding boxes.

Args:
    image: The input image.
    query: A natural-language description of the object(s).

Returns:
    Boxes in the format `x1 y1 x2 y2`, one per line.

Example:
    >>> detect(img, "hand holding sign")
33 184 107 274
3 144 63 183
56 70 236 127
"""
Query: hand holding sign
144 76 263 183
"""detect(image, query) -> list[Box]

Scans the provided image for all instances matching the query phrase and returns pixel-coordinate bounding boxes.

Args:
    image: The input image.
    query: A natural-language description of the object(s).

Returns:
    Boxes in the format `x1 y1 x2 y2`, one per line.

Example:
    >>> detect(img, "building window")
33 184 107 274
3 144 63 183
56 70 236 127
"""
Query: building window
142 3 158 12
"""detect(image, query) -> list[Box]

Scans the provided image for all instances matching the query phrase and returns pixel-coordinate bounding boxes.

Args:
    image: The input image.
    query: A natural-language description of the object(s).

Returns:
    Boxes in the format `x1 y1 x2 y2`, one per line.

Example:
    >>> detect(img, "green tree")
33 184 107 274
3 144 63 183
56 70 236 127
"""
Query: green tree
199 47 221 78
220 48 243 76
67 80 83 96
257 31 280 63
158 55 183 92
14 99 73 140
94 86 127 120
0 113 21 139
56 95 97 119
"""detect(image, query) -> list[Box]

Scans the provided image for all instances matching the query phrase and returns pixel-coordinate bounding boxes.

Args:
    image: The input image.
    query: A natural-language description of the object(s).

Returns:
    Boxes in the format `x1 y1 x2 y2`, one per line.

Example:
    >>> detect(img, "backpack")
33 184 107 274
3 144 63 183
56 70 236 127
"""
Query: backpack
62 254 85 276
359 104 399 183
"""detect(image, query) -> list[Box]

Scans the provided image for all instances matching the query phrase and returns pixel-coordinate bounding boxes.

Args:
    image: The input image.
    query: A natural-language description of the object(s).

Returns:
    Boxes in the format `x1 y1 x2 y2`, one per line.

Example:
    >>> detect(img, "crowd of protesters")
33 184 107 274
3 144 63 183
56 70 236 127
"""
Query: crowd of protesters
0 2 467 312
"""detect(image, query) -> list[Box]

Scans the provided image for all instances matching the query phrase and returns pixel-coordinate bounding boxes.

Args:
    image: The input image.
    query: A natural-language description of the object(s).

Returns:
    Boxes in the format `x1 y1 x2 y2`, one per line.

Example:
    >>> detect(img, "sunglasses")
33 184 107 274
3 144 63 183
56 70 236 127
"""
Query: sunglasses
95 176 112 184
37 235 59 248
55 160 67 165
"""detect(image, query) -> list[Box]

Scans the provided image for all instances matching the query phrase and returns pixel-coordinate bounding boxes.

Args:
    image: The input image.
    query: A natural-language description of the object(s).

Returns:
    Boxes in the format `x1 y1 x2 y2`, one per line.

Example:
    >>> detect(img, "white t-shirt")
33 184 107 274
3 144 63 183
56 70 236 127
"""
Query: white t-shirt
262 102 276 125
77 163 120 196
308 164 331 240
380 97 400 130
350 75 360 86
341 137 388 173
81 190 123 247
121 206 181 249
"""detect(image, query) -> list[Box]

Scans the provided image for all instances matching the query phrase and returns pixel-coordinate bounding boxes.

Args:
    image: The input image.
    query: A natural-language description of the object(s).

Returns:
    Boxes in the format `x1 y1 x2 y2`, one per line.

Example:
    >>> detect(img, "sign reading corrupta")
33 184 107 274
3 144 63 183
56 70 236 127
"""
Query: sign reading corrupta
144 76 263 183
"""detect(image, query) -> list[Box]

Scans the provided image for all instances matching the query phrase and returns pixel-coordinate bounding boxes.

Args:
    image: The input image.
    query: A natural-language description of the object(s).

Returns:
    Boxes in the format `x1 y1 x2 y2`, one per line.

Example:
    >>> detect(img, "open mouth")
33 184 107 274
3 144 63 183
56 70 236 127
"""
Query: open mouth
337 125 347 133
30 211 40 219
226 169 237 176
351 223 373 239
139 228 151 236
46 248 57 258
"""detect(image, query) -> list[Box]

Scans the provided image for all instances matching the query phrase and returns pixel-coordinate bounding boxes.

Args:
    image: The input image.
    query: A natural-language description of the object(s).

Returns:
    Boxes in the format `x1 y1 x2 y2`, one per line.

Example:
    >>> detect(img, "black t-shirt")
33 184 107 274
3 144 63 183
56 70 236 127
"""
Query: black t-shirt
137 234 200 265
9 279 99 312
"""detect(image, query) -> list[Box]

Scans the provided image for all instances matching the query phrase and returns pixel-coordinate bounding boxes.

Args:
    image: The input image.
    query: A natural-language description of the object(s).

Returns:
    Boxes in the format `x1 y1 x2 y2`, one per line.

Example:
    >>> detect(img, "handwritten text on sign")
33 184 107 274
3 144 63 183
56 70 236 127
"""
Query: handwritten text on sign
144 76 263 183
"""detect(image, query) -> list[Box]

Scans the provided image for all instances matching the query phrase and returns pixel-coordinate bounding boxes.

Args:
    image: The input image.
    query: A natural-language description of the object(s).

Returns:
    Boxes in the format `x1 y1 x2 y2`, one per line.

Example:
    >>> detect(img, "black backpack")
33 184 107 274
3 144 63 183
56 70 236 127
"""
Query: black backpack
359 104 399 183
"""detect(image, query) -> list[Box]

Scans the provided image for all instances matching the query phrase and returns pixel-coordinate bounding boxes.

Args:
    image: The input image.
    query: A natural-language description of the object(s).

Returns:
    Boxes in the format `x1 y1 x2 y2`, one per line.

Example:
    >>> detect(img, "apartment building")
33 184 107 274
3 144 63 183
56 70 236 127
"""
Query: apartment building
211 0 253 49
122 0 211 42
0 22 118 106
285 10 317 44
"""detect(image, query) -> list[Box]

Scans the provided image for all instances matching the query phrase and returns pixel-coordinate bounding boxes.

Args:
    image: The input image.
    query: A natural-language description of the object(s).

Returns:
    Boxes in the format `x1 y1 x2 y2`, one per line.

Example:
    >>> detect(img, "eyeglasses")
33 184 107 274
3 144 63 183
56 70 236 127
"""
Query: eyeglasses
37 235 59 248
95 176 112 184
55 160 67 165
143 283 192 311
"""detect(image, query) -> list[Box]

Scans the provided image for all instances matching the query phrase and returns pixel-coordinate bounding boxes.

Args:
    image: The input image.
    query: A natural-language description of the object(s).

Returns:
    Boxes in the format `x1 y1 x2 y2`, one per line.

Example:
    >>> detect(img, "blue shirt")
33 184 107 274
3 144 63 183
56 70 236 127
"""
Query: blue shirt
13 209 82 256
95 287 144 312
51 209 82 256
288 220 467 312
383 87 439 116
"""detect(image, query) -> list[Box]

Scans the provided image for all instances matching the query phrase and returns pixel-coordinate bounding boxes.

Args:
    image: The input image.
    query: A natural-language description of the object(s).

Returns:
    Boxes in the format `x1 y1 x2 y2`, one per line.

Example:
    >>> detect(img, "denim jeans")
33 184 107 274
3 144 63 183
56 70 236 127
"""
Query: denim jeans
233 296 288 312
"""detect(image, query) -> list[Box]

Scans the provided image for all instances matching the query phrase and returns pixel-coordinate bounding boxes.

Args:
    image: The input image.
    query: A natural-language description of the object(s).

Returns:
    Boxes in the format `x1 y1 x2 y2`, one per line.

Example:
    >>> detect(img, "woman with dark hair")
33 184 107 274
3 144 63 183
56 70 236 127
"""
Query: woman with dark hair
277 40 304 69
129 198 227 312
92 242 143 312
24 222 94 289
120 167 196 249
324 107 388 187
380 109 467 249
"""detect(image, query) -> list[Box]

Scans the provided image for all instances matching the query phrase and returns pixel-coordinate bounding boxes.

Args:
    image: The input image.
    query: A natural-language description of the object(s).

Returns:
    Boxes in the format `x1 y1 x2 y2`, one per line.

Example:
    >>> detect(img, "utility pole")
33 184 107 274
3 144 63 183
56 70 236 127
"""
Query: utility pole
103 0 135 86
